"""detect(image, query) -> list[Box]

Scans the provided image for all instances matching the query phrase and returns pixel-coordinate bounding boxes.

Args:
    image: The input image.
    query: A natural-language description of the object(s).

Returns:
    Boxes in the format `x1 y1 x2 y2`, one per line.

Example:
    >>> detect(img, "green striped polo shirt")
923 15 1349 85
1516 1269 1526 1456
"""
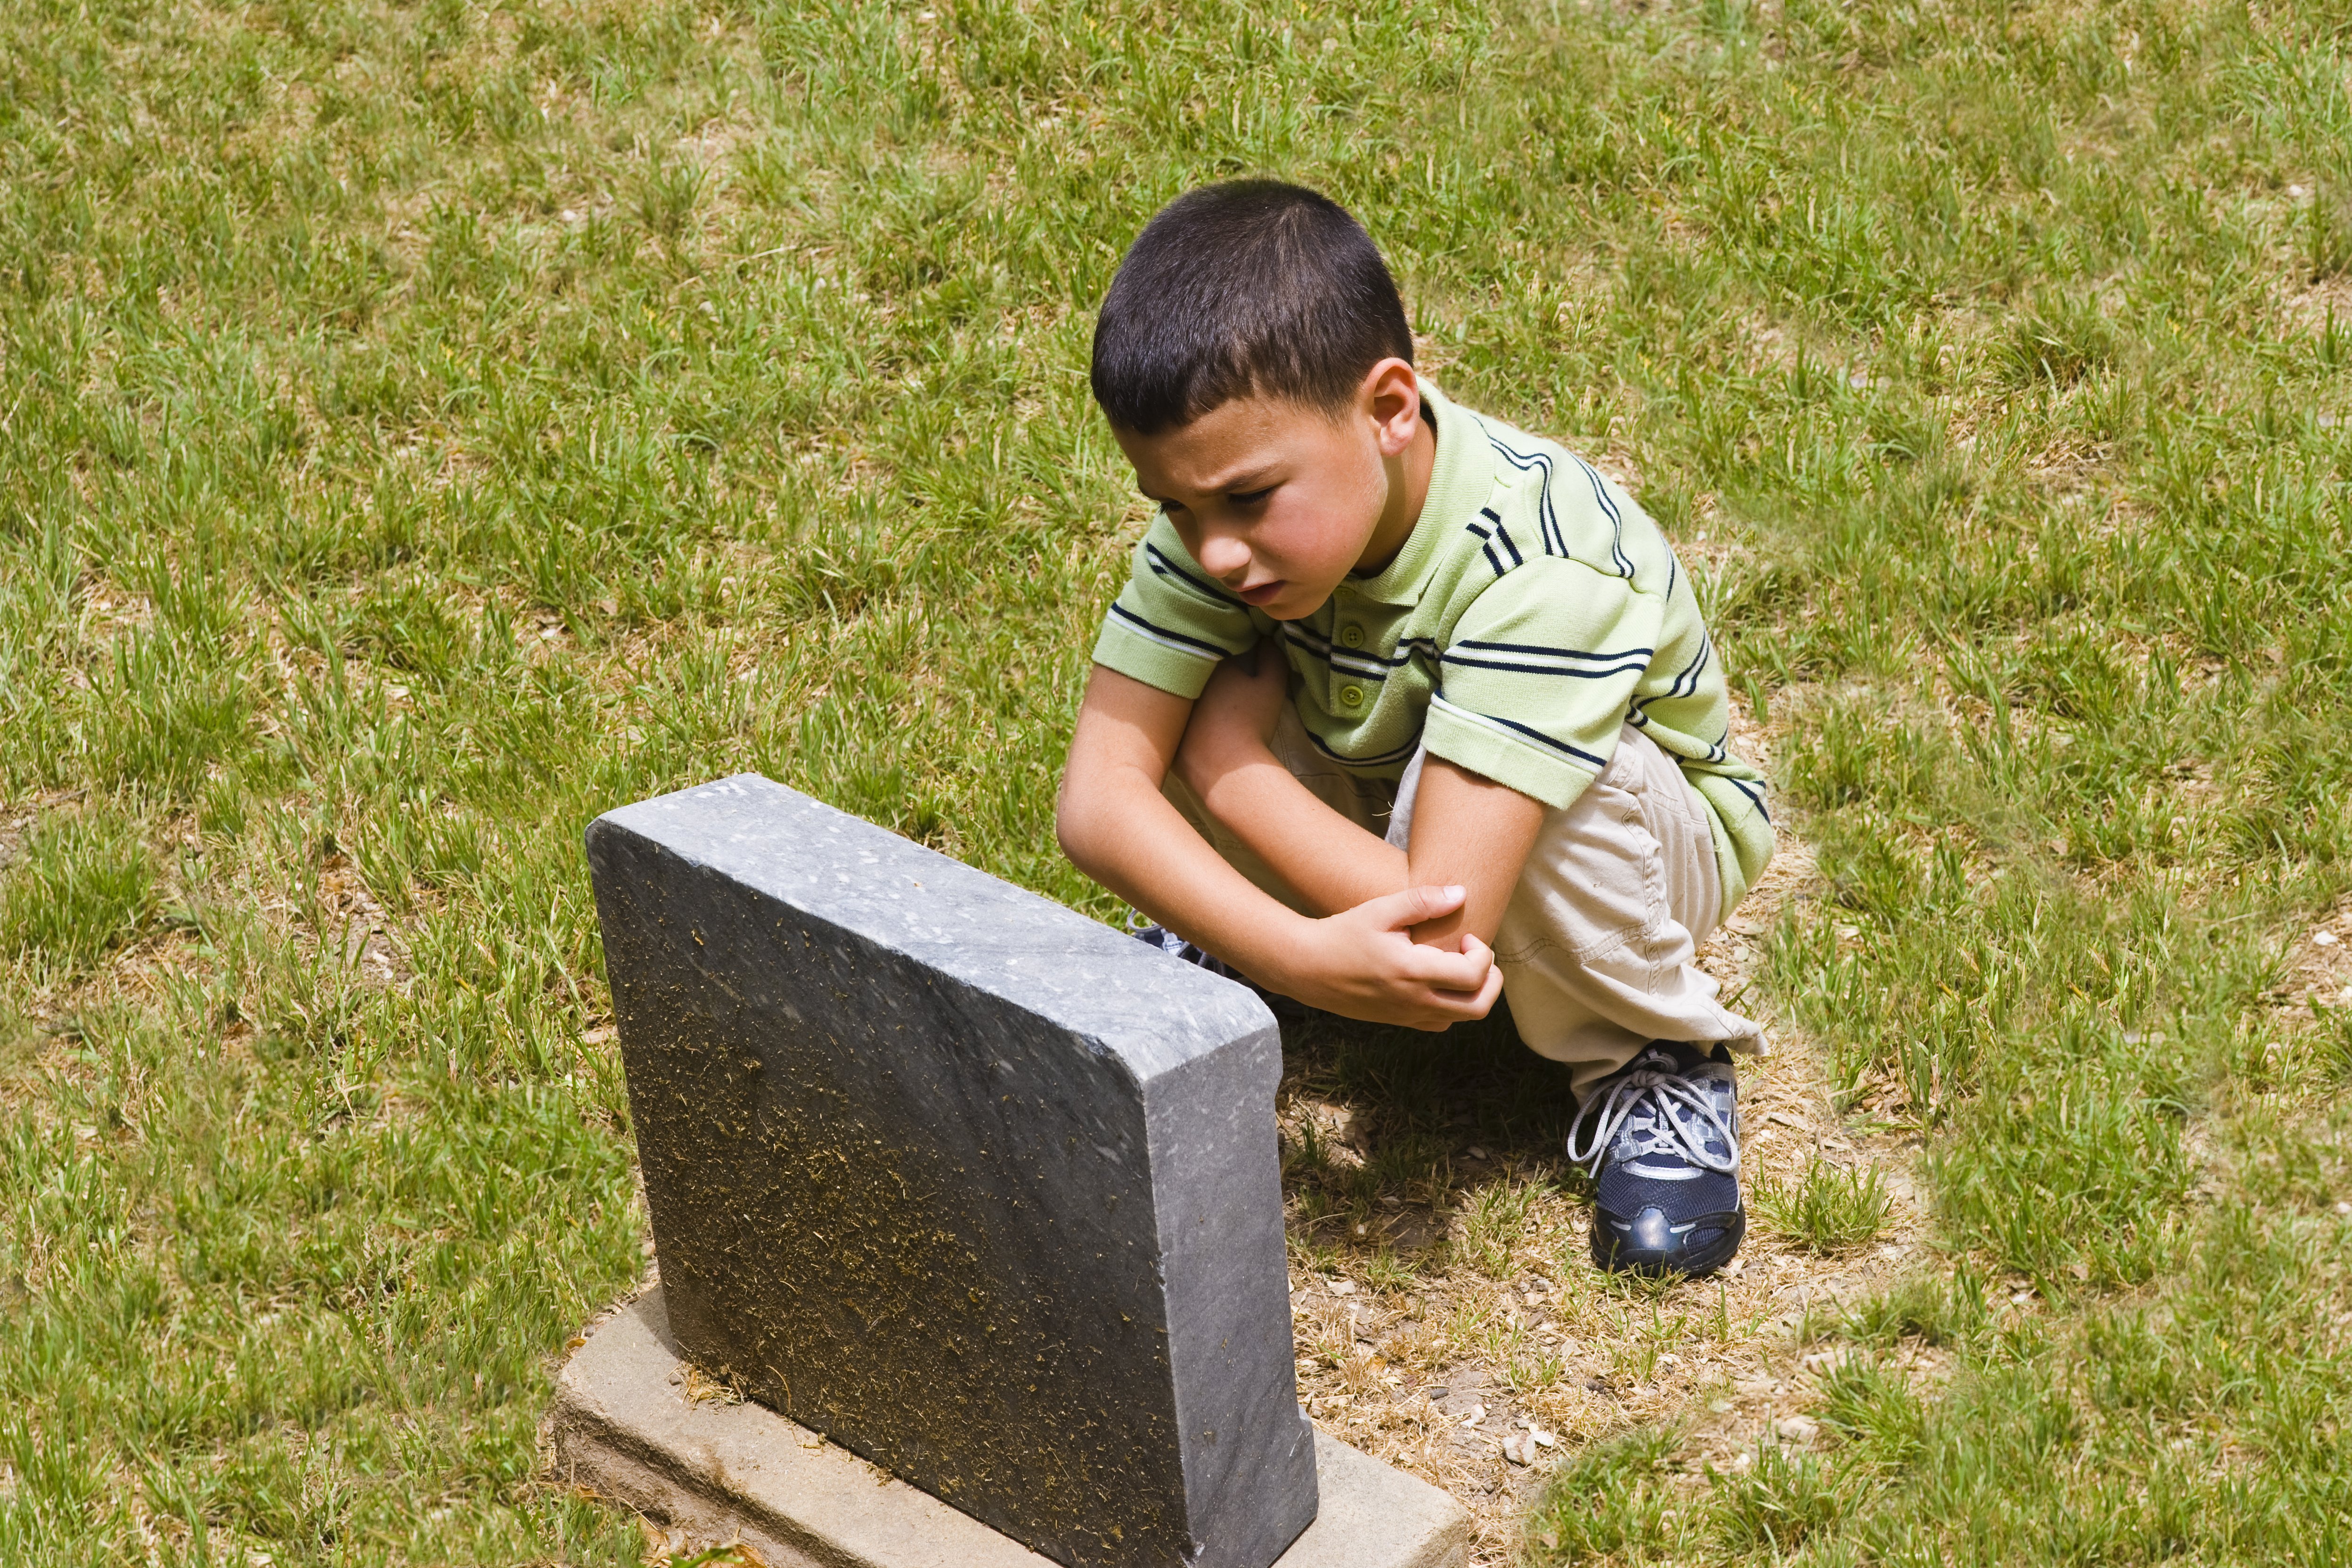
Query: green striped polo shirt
1091 380 1773 912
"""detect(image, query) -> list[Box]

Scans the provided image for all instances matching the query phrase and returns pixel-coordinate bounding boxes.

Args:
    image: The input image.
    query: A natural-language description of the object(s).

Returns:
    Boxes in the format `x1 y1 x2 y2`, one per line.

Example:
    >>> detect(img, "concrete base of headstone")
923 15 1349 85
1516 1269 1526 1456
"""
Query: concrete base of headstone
551 1290 1470 1568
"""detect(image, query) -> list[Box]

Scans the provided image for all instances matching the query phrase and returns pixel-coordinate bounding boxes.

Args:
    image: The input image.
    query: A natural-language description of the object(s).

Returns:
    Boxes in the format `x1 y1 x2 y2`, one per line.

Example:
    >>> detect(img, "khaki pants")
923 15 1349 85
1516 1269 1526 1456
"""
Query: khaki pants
1166 711 1764 1093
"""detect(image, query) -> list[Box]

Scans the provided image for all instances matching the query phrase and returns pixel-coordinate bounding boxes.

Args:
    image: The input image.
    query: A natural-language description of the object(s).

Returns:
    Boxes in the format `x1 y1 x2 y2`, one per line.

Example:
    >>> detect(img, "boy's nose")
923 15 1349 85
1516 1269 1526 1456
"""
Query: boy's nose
1195 532 1250 580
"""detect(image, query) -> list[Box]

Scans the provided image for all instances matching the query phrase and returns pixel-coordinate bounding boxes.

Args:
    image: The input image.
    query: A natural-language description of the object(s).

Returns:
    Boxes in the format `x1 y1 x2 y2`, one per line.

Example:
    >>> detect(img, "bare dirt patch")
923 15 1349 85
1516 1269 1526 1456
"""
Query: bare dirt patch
2264 897 2352 1028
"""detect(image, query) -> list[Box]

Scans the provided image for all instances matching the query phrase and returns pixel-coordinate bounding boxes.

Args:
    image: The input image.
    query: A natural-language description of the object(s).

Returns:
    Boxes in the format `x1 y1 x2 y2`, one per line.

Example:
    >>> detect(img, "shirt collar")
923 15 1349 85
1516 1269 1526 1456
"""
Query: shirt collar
1342 377 1491 607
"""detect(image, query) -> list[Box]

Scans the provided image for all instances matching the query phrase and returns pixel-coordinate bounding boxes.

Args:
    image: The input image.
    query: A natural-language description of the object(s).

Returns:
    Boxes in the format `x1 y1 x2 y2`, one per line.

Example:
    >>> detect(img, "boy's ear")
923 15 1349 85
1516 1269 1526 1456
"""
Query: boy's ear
1361 357 1423 457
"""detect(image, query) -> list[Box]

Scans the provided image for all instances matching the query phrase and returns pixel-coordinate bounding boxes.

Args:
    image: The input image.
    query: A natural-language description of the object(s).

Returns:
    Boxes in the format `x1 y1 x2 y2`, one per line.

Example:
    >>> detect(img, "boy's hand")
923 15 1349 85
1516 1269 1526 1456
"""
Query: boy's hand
1175 645 1289 790
1263 883 1504 1031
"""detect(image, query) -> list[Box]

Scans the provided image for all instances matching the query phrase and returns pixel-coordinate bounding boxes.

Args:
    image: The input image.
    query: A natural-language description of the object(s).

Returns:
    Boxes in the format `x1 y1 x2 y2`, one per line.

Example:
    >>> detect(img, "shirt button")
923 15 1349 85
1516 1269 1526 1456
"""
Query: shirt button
1339 624 1366 649
1339 686 1365 710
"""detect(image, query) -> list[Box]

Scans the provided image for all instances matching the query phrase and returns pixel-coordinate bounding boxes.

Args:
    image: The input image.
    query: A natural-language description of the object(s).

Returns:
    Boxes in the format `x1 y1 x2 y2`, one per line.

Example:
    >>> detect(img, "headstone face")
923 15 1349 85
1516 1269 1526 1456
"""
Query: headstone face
585 775 1316 1568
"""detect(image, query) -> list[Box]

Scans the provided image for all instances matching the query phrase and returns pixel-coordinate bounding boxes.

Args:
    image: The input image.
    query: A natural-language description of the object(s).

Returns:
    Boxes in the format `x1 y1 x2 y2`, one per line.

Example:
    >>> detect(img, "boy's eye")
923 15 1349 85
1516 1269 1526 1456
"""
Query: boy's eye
1228 487 1274 507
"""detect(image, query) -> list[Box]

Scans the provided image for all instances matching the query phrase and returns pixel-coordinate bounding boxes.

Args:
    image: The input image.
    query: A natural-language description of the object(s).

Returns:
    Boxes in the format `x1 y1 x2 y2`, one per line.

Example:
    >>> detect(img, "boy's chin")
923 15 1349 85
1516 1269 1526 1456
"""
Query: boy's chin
1256 582 1339 620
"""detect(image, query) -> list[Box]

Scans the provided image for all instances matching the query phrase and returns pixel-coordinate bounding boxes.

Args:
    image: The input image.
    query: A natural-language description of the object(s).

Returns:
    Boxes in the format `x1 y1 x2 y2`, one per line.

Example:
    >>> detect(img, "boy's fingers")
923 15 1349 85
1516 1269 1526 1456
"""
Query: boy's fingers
1400 931 1493 989
1364 884 1468 931
1406 967 1503 1029
1435 966 1503 1013
1450 968 1505 1020
1402 938 1502 1027
1474 964 1504 1013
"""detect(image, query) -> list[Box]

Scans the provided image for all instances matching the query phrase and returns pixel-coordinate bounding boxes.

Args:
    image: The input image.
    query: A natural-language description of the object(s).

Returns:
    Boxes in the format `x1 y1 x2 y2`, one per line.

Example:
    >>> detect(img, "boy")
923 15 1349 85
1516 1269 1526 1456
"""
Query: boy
1054 182 1773 1278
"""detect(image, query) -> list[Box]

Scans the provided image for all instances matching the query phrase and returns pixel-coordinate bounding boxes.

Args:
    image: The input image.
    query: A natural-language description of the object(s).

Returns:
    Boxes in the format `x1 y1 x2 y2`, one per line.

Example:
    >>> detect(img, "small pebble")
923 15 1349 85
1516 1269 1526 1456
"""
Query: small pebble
1466 1145 1489 1160
1329 1280 1356 1296
1774 1415 1819 1444
2316 931 2341 947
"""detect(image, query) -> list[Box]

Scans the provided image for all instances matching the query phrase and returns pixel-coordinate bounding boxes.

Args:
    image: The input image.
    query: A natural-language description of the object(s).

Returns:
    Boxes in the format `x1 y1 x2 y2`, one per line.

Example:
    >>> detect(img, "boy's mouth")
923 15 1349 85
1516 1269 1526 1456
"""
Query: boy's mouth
1237 580 1285 607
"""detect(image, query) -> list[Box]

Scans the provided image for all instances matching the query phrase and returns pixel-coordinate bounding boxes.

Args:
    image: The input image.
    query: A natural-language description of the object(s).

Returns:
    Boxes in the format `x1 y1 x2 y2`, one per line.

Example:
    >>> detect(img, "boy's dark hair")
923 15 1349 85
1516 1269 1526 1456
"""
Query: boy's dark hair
1090 181 1413 434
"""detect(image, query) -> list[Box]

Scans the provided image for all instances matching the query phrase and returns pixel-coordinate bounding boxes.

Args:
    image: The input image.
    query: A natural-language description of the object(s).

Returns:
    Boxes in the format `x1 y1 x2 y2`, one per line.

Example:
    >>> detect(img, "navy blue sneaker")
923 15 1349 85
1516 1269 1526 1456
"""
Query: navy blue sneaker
1567 1042 1744 1278
1127 919 1310 1019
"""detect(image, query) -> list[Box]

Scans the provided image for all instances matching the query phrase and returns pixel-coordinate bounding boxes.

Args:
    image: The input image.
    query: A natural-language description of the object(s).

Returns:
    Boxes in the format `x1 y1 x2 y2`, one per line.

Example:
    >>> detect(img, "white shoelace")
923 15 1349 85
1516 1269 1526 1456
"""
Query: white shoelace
1565 1059 1741 1179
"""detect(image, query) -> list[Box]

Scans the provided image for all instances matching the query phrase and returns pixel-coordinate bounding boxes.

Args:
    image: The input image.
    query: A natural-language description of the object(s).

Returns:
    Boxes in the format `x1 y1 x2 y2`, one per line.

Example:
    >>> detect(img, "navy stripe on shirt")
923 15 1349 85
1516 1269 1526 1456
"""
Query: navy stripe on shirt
1486 435 1568 557
1283 623 1430 671
1442 653 1652 679
1109 602 1231 659
1466 709 1613 772
1569 453 1637 580
1455 638 1657 662
1301 727 1422 768
1282 624 1396 681
1728 776 1772 823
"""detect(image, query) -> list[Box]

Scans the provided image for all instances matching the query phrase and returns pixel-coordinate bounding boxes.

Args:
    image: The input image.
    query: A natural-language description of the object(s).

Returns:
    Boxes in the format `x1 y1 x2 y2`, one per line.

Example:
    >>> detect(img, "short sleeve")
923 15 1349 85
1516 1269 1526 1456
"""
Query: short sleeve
1421 559 1666 810
1090 518 1260 699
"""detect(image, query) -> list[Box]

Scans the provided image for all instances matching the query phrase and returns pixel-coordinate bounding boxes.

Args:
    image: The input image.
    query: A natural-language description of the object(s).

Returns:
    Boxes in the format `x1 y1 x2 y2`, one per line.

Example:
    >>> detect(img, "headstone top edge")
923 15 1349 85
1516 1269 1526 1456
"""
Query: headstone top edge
586 773 1280 1070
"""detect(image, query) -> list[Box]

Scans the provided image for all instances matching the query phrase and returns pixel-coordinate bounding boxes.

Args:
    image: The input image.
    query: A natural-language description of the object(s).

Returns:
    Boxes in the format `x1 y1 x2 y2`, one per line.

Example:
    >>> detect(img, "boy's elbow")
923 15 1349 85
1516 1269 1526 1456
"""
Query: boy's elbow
1054 778 1103 875
1058 732 1174 882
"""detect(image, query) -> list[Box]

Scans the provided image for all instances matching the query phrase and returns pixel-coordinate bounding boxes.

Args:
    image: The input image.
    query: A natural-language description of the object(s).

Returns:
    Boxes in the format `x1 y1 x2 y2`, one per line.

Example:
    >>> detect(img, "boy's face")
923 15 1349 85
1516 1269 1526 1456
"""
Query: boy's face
1113 361 1428 622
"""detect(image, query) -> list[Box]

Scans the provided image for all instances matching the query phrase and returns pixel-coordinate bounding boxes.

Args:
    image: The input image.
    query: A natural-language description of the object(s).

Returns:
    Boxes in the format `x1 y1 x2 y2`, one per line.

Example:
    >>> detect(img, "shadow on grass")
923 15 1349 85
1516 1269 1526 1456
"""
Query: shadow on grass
1284 1000 1582 1153
1274 1001 1588 1276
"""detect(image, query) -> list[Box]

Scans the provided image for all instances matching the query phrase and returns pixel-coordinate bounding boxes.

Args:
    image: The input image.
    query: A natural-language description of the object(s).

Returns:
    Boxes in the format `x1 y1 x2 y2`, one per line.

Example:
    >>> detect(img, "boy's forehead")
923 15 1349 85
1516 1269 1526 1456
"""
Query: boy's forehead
1116 395 1346 493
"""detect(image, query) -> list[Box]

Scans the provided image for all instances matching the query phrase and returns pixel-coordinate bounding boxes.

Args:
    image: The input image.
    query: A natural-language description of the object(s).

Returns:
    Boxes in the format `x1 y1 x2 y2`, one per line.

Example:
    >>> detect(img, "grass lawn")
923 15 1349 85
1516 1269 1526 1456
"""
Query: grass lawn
7 0 2352 1561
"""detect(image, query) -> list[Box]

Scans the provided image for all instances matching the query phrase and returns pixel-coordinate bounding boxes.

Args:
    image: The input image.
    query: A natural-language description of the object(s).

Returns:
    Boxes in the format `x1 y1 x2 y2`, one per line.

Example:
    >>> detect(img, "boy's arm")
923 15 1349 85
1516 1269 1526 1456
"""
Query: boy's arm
1056 664 1504 1029
1170 652 1405 914
1401 761 1546 949
1176 653 1544 948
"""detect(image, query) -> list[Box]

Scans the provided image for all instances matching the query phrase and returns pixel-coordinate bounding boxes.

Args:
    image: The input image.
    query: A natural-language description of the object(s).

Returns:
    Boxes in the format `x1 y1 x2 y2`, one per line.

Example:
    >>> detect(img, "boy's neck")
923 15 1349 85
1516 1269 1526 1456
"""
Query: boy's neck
1351 407 1439 579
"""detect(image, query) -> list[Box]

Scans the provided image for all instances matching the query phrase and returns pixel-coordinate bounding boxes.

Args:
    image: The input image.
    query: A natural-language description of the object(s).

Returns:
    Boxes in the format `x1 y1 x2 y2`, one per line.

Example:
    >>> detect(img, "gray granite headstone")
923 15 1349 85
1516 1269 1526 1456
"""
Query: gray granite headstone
585 775 1316 1568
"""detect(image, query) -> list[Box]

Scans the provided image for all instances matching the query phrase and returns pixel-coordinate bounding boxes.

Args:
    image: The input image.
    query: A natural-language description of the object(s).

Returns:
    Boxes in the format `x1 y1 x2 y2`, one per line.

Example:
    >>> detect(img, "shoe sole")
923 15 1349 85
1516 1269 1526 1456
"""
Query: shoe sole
1590 1208 1746 1280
